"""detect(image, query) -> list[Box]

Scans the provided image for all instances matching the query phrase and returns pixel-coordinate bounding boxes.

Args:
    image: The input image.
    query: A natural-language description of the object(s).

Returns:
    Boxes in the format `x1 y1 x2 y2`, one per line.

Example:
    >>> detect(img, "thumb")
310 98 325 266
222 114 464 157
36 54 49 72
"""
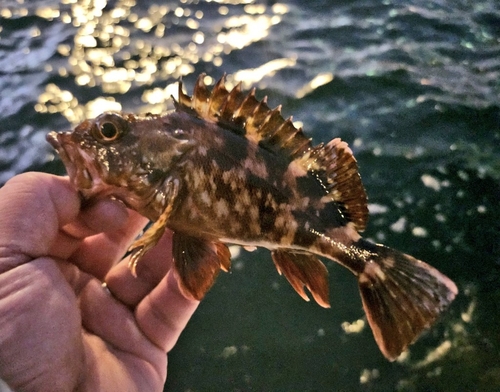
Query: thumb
0 172 80 269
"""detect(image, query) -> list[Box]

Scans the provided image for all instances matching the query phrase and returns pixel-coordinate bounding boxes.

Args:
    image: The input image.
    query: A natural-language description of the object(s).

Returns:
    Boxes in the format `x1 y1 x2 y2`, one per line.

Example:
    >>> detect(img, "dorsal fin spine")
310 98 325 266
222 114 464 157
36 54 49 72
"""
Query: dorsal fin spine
192 74 211 116
220 83 245 120
176 80 192 110
232 88 259 121
208 75 229 119
287 133 311 158
273 117 295 144
245 99 271 137
266 115 297 149
257 107 284 143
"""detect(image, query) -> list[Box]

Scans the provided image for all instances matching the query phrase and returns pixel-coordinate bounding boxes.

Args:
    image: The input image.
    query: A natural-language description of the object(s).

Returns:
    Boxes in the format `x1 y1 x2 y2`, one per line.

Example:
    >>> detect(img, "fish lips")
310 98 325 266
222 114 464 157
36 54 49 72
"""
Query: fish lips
46 131 95 191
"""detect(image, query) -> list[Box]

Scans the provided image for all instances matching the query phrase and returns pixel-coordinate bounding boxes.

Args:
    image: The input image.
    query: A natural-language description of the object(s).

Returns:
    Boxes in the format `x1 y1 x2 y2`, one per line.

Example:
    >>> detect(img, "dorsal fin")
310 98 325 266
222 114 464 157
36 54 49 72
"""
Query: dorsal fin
174 74 368 231
174 73 313 158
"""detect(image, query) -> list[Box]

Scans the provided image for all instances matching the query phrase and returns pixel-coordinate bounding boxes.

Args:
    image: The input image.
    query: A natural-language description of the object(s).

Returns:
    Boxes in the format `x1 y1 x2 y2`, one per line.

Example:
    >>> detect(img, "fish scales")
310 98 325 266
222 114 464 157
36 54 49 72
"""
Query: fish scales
47 73 457 361
165 111 339 248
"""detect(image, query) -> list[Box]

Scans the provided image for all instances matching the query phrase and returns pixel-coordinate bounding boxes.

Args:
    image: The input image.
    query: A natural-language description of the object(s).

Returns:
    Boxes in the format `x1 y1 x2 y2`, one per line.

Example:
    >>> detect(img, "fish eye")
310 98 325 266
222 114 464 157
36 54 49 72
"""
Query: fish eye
92 114 127 143
100 122 119 140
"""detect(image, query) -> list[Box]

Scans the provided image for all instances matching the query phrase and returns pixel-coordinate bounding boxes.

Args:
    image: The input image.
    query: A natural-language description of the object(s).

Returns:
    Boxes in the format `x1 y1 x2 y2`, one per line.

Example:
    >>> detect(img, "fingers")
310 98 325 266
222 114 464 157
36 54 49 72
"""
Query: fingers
80 278 154 351
67 209 148 280
1 173 199 357
62 198 131 239
135 269 199 352
105 230 174 307
79 278 167 372
0 172 149 279
105 229 198 352
51 199 145 260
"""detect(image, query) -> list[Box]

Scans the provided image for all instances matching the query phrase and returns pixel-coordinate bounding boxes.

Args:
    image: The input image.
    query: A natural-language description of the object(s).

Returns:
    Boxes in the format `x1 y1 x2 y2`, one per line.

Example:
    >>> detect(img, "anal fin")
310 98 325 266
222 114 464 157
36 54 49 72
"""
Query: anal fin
271 249 330 308
173 233 231 301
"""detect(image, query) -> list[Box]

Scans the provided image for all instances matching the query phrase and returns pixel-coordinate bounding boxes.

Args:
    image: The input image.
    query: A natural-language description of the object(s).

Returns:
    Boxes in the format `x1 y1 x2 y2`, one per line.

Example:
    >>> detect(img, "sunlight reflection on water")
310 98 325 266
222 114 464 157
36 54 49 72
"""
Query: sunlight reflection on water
27 0 292 123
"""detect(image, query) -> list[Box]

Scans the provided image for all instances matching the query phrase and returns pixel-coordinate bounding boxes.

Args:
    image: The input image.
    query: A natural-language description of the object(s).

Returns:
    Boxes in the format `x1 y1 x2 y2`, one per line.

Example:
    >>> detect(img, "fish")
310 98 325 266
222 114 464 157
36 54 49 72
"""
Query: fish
46 74 458 360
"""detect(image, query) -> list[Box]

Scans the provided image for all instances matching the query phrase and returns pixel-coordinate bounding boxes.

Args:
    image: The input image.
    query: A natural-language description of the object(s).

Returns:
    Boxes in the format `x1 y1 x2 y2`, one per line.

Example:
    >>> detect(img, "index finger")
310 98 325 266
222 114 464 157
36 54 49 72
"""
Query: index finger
66 205 148 280
105 230 174 307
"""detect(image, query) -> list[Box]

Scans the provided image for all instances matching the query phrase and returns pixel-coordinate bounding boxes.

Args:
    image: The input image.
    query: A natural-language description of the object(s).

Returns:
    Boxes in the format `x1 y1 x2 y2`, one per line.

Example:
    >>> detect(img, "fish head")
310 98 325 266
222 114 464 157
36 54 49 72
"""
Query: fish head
46 112 182 215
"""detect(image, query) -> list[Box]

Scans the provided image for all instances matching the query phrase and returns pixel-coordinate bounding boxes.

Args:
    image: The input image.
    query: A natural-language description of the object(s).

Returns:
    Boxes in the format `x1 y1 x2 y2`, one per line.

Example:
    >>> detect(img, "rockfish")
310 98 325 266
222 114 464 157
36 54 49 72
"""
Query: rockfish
47 74 458 360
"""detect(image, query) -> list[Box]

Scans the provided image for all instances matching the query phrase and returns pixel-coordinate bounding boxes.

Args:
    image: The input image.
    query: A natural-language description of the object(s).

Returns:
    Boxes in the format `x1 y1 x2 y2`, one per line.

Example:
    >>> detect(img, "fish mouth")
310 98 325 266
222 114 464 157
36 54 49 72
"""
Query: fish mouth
46 131 103 197
47 131 157 214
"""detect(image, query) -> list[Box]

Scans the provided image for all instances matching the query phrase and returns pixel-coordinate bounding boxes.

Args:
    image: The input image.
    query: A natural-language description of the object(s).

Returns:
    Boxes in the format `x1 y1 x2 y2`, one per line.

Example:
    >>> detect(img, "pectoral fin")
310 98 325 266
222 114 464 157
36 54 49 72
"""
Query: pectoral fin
128 203 173 276
127 178 179 276
173 233 231 300
271 249 330 308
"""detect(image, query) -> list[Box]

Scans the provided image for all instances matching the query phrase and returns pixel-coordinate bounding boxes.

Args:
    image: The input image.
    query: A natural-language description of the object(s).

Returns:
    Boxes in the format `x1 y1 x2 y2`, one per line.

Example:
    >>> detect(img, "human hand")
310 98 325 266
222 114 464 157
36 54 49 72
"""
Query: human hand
0 172 199 392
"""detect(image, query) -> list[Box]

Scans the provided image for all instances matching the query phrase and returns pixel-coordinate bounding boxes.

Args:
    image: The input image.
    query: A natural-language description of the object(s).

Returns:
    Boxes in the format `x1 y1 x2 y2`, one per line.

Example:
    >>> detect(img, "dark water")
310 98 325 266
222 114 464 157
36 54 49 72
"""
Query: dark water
1 0 499 390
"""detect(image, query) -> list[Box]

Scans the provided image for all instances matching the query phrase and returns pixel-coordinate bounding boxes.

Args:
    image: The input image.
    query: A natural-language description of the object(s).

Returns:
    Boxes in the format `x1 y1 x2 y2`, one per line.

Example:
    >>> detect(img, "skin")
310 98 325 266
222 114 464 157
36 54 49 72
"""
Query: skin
0 172 199 392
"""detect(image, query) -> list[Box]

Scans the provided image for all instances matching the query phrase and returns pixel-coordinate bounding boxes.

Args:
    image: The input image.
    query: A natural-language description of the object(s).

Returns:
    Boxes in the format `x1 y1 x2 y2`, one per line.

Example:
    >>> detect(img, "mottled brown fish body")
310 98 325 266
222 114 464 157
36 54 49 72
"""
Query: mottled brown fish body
47 74 457 361
159 112 342 249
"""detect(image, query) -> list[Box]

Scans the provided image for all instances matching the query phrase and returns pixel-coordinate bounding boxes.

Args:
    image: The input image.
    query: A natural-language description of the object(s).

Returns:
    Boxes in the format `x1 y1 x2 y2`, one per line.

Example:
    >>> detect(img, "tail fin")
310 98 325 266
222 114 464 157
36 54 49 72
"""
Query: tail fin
354 238 458 361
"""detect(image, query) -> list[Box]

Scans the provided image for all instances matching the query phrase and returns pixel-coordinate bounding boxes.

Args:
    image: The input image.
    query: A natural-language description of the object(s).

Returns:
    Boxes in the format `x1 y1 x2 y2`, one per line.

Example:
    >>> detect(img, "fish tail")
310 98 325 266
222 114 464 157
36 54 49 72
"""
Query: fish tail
351 238 457 360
